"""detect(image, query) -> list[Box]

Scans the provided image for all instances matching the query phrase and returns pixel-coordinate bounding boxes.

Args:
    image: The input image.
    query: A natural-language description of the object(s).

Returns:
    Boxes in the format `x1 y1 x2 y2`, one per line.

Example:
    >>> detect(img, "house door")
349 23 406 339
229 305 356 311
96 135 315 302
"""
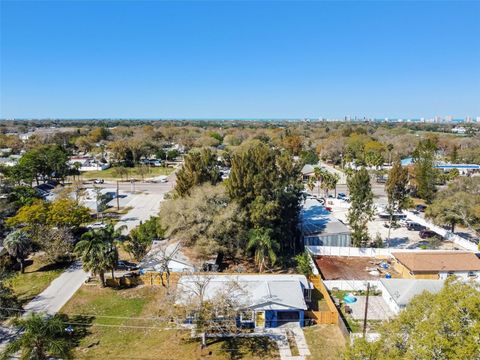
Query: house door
255 311 265 328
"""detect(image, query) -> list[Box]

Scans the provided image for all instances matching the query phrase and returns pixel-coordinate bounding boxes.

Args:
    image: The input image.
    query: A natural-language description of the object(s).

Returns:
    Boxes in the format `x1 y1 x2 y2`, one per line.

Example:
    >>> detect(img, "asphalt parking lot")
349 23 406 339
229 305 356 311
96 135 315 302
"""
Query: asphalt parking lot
323 196 461 250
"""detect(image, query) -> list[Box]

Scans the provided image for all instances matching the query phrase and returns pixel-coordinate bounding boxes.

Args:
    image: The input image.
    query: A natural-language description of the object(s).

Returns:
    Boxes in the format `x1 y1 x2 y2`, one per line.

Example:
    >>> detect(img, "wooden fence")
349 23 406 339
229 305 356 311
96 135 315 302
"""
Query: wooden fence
307 275 338 324
308 275 351 338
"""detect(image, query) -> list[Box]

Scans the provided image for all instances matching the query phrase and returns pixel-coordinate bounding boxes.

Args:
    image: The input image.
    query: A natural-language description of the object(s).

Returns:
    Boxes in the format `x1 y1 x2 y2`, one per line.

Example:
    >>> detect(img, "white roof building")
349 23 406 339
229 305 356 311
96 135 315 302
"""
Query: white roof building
176 274 310 311
379 278 444 314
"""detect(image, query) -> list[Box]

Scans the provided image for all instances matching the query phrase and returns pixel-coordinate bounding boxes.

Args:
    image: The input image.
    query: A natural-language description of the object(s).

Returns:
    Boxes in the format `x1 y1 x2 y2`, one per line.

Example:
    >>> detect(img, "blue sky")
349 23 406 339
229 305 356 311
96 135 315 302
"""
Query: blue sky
1 1 479 119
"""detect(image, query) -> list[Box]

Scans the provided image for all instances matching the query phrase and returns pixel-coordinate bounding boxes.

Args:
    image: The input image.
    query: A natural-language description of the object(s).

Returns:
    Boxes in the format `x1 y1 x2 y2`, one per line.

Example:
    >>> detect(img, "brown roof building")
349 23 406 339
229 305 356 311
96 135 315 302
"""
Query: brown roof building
391 251 480 280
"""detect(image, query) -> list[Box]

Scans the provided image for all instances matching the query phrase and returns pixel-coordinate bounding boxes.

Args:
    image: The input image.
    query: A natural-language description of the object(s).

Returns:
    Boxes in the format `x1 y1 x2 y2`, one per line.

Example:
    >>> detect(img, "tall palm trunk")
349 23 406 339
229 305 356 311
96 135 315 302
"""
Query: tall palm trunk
19 258 25 274
387 212 393 246
99 271 106 287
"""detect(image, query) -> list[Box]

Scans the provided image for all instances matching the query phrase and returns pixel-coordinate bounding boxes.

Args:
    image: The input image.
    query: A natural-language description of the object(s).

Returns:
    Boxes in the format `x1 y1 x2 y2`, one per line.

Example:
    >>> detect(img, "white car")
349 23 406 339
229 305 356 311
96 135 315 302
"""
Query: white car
87 222 107 230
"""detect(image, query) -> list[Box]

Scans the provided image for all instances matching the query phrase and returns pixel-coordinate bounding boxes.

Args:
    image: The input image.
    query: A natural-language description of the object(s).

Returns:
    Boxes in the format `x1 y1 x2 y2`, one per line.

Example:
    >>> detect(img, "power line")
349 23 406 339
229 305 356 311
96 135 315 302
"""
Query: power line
0 306 318 325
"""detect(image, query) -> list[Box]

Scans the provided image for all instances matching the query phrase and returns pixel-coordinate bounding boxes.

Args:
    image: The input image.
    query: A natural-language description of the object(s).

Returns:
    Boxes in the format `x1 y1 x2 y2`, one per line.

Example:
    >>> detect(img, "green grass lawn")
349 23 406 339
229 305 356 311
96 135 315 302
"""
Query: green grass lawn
304 325 346 360
80 166 174 181
5 254 69 304
61 285 279 360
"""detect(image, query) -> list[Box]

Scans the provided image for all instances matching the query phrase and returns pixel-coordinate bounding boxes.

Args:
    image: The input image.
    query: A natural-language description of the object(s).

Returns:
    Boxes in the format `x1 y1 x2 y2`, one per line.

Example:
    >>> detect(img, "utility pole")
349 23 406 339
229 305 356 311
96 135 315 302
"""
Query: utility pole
116 180 120 210
363 282 370 338
131 179 136 194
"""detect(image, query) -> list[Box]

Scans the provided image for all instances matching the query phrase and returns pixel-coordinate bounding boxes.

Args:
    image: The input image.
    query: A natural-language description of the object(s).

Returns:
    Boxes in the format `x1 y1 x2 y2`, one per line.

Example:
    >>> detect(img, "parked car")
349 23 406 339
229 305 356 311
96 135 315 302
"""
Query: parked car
419 230 437 239
415 204 427 212
383 222 400 229
406 222 426 231
337 193 347 199
93 178 104 184
87 222 107 230
325 206 332 212
116 261 138 271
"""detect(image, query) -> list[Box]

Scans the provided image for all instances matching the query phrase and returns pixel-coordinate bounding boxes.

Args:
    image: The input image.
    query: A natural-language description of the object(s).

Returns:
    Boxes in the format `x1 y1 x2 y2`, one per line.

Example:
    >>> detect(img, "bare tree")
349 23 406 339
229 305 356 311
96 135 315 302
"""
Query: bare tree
71 179 86 204
176 275 250 348
153 242 181 291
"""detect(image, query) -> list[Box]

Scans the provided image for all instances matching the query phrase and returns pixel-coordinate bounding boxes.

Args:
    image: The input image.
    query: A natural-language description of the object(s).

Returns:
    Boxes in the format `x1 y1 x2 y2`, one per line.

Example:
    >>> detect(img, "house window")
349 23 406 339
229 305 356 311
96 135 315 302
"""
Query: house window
468 271 477 277
240 311 254 323
304 288 312 302
447 271 455 277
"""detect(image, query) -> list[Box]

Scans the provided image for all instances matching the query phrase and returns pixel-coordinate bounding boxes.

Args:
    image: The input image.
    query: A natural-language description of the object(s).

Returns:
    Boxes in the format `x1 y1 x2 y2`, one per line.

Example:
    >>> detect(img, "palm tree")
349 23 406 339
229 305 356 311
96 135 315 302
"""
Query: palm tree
1 313 72 360
387 143 394 165
325 172 340 197
105 241 119 281
4 229 31 273
247 228 279 272
313 167 324 196
320 172 331 197
75 230 109 287
102 224 125 280
306 176 315 193
75 225 125 286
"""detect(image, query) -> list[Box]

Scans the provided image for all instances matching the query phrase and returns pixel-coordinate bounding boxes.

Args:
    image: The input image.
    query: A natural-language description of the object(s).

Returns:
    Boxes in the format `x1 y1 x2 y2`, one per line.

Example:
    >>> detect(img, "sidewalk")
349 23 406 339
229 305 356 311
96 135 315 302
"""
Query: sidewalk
264 325 311 360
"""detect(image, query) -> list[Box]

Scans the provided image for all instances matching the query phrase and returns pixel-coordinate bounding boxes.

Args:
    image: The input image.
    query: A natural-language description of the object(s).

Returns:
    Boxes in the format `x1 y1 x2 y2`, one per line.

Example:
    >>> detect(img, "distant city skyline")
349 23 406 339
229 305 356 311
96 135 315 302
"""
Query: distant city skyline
1 1 479 119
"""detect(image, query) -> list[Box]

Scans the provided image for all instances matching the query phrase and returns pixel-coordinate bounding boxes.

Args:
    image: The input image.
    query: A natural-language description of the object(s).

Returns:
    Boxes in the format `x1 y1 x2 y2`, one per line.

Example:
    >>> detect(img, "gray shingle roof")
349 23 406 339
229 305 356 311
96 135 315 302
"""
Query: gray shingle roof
380 278 444 307
176 274 309 311
301 198 350 236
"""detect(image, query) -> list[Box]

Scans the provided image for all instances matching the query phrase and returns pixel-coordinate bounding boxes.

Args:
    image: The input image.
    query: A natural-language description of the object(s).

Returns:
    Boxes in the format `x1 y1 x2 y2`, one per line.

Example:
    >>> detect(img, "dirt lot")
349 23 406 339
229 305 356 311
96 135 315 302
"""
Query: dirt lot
315 256 399 280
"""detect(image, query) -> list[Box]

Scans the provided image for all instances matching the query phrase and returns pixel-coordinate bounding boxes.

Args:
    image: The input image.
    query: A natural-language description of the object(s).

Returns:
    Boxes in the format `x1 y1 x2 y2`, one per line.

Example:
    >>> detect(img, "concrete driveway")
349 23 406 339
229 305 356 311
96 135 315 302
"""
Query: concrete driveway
23 261 88 315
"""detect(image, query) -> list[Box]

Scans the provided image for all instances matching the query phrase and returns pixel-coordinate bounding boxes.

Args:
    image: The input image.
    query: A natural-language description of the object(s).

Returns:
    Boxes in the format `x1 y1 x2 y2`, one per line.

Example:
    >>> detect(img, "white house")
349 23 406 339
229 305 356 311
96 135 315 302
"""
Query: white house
176 274 311 328
69 156 110 171
378 279 444 314
451 126 467 134
139 240 195 273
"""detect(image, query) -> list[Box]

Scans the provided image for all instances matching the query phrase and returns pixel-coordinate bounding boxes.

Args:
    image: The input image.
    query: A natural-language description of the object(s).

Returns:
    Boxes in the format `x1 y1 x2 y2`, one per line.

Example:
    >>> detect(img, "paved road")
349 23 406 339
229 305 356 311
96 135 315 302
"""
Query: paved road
115 192 167 233
84 172 177 233
114 173 176 233
0 262 88 351
319 161 347 185
23 261 88 315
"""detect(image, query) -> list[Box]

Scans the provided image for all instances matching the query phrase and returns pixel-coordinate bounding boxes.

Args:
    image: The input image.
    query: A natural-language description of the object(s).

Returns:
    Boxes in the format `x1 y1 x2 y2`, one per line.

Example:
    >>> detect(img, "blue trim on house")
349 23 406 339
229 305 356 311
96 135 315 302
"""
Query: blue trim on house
264 310 305 328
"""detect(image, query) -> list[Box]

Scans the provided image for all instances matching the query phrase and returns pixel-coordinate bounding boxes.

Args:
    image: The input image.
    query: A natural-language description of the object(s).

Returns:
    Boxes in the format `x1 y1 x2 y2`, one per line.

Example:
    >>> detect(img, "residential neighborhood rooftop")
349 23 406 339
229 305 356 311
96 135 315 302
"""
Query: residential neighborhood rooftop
392 251 480 272
380 278 445 307
314 256 398 280
176 274 310 311
301 198 350 236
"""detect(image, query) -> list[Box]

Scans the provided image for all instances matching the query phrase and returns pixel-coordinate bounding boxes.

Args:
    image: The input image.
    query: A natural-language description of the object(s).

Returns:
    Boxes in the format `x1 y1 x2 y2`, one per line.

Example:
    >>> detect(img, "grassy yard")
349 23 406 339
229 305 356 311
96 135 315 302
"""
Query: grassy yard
80 166 174 181
304 325 347 360
61 285 279 360
5 254 69 304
